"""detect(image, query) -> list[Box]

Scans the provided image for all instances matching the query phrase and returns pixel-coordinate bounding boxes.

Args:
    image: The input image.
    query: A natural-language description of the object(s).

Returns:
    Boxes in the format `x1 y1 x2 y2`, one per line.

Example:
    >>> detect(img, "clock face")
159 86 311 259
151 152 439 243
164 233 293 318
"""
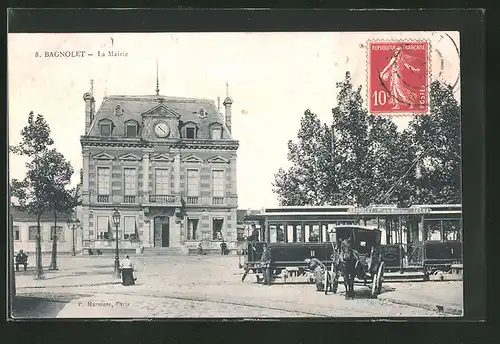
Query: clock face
154 121 170 138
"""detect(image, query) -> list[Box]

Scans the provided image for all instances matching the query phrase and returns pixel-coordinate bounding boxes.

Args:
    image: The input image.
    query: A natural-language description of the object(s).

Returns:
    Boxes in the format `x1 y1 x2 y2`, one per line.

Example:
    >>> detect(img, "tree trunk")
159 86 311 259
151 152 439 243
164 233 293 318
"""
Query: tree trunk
35 213 45 280
49 211 58 270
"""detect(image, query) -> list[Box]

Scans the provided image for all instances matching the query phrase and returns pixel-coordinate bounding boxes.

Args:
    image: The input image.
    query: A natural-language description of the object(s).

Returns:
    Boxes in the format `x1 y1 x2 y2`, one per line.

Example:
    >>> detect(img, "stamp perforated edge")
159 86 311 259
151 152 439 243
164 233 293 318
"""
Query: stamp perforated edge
365 38 432 117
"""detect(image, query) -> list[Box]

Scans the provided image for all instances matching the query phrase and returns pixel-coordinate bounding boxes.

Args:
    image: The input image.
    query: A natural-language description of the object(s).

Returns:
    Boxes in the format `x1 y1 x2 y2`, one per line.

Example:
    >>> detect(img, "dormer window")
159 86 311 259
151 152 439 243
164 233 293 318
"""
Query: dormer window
183 122 197 139
210 123 223 140
186 127 196 139
125 121 139 138
99 119 113 137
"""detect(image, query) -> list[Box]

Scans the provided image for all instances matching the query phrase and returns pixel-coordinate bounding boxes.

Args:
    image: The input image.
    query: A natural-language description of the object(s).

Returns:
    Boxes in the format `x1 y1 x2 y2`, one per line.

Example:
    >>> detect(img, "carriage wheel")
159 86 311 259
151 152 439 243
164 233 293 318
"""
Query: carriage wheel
376 261 385 295
324 271 329 295
371 262 385 298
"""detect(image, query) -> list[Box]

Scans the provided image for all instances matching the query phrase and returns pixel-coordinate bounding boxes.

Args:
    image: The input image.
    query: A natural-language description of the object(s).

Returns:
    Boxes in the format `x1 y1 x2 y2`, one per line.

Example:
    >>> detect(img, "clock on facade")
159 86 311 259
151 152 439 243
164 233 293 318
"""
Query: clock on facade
154 121 170 138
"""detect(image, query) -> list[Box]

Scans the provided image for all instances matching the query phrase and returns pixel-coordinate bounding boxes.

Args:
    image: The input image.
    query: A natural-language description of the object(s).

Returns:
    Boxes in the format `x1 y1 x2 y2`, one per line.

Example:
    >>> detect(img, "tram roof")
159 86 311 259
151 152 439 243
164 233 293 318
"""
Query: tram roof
334 225 382 232
241 204 461 220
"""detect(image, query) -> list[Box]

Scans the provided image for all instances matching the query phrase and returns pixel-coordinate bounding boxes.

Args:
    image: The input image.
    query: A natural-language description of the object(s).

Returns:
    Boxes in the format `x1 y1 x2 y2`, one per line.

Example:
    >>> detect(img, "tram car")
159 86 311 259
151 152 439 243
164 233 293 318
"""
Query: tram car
239 206 358 283
239 204 462 282
380 204 463 278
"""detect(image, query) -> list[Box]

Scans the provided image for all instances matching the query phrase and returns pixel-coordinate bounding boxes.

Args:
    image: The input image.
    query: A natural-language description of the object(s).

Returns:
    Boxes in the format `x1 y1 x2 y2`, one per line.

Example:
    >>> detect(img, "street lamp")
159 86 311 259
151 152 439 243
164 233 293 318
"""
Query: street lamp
112 208 121 278
66 216 81 256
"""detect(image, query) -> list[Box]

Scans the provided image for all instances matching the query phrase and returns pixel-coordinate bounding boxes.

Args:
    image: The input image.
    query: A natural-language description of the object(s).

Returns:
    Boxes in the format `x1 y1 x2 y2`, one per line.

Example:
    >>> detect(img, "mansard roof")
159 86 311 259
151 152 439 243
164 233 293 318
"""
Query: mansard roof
10 207 73 223
86 95 232 140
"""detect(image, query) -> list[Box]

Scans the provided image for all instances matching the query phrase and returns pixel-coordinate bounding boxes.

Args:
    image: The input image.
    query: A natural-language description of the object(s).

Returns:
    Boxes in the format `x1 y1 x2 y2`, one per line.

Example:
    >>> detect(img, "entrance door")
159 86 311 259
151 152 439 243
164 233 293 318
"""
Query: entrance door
154 217 170 247
161 223 170 247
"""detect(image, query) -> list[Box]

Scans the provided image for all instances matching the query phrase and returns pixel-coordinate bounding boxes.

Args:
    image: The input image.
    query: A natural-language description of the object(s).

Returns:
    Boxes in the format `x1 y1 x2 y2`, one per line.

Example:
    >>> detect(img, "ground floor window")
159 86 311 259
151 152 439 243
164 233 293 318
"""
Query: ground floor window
28 226 38 240
124 216 137 240
50 226 64 241
13 225 20 241
187 218 199 240
97 216 111 240
212 217 224 240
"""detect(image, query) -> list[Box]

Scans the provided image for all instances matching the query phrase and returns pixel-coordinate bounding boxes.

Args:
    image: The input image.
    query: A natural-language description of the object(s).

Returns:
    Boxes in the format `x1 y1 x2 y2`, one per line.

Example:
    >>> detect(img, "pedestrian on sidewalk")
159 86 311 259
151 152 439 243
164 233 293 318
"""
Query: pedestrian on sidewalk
120 255 136 286
220 240 228 255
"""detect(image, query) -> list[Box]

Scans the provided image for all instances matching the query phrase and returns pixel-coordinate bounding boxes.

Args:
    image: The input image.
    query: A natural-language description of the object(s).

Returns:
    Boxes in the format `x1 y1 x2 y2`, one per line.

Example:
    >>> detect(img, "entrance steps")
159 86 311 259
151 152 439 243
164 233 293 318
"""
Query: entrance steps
141 247 186 256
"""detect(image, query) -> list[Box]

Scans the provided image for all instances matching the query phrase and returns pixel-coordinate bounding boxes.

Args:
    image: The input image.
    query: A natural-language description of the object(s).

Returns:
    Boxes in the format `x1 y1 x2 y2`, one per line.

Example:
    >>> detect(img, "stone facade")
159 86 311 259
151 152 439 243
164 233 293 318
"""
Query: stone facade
80 82 239 253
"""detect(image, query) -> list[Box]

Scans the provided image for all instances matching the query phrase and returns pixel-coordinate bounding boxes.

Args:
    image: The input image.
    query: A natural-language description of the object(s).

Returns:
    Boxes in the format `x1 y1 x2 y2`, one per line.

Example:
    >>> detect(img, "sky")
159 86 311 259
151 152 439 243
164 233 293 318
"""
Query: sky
8 32 460 209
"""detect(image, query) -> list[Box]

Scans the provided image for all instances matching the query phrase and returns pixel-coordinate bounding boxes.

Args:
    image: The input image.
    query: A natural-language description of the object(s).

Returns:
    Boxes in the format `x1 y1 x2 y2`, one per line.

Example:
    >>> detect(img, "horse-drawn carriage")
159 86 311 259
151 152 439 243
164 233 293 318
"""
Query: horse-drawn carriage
327 226 385 298
240 221 385 298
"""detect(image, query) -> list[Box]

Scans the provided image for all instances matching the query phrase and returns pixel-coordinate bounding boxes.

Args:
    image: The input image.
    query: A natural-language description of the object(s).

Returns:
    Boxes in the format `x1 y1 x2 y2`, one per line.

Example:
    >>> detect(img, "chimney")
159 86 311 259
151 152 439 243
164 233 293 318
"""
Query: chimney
223 96 233 133
83 79 95 134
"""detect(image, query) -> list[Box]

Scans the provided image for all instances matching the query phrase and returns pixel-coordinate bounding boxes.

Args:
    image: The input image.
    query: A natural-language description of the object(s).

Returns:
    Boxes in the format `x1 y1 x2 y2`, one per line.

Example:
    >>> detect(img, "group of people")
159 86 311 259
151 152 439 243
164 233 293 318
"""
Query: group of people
252 234 362 291
196 240 231 255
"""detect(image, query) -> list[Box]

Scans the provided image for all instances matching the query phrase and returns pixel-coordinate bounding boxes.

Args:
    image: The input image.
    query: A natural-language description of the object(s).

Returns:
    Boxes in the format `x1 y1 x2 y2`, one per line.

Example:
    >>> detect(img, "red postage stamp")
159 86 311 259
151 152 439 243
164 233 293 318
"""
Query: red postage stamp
368 41 430 116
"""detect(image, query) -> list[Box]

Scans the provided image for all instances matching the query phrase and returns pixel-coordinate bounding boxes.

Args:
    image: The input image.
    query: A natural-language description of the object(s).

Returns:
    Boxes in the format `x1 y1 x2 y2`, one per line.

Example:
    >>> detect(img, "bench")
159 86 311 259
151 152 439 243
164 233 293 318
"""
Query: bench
13 254 29 272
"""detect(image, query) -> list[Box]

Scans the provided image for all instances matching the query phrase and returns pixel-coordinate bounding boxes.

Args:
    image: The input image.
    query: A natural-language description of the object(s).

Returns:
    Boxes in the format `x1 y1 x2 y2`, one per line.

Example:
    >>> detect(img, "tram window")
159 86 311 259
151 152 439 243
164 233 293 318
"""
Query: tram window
443 220 460 241
295 225 303 242
277 225 285 243
321 225 328 243
327 224 336 243
269 225 278 243
424 221 442 241
287 225 294 243
304 225 311 243
310 225 320 242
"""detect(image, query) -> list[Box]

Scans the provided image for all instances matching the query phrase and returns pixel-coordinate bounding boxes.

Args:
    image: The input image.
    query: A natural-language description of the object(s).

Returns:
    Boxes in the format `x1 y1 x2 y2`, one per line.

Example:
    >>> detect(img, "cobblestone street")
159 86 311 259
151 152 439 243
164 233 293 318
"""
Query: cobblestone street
12 255 463 318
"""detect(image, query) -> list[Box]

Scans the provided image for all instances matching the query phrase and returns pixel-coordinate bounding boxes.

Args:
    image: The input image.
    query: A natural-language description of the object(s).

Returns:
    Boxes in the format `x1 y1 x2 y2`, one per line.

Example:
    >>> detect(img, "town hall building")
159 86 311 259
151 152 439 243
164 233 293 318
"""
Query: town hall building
79 80 239 254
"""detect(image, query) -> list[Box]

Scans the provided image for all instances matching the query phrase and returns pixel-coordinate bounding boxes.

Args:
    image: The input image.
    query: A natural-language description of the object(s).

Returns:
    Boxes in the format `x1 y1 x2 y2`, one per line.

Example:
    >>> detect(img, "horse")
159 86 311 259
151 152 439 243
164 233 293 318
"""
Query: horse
339 237 359 299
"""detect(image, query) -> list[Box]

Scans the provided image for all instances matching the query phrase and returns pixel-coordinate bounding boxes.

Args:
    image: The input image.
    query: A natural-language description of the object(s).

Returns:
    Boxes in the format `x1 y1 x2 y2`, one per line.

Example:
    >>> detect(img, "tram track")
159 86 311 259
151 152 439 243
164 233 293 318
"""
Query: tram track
48 288 389 317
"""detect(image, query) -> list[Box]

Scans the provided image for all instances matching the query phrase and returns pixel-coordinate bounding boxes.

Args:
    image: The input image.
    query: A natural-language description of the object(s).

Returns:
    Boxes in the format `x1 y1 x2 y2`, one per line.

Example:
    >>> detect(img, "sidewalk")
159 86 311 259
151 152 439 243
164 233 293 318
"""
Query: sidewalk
378 281 463 315
15 258 124 289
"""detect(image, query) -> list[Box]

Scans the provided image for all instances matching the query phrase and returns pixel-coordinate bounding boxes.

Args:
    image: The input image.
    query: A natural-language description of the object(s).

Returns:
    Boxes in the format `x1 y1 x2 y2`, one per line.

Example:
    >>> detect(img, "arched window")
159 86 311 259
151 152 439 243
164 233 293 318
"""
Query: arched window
124 120 139 138
99 119 113 137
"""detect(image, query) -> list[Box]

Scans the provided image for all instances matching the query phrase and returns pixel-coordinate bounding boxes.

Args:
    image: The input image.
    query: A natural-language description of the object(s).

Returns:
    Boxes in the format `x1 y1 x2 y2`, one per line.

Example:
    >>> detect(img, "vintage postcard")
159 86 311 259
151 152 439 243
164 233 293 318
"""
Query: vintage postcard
8 30 463 318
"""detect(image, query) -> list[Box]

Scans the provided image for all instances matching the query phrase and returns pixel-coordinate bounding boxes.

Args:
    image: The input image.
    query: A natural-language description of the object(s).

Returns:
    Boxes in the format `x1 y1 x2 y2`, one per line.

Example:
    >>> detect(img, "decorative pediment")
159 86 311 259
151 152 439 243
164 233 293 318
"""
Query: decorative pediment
207 155 229 163
92 152 115 160
151 153 174 162
141 104 180 119
118 153 141 161
182 155 204 163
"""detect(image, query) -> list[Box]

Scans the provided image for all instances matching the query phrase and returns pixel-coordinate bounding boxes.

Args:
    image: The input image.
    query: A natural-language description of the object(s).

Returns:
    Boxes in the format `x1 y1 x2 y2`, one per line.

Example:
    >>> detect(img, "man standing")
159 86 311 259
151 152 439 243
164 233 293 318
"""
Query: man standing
249 224 260 242
260 244 272 286
220 240 228 255
15 250 28 272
